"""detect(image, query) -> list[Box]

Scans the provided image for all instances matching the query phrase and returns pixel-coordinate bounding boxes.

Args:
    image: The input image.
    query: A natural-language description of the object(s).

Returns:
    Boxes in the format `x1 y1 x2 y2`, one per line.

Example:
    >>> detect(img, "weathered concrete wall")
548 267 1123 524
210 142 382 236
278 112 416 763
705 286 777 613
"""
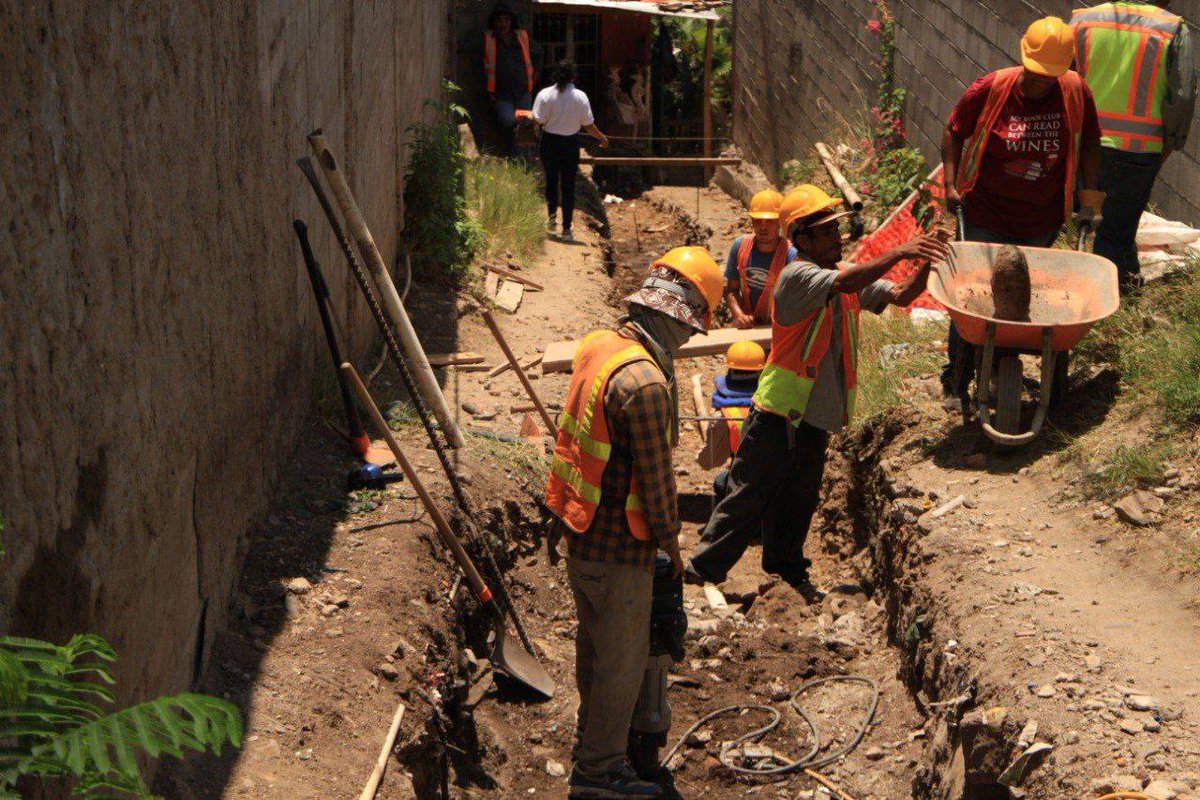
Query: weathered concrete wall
0 0 449 708
733 0 1200 224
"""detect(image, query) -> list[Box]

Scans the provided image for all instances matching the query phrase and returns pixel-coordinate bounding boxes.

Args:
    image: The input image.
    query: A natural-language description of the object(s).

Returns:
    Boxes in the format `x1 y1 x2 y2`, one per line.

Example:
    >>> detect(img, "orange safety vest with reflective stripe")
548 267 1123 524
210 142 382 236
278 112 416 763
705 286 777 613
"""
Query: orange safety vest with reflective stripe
545 330 657 540
735 235 791 324
957 66 1087 220
1071 3 1181 153
752 277 861 425
484 29 534 95
720 406 749 454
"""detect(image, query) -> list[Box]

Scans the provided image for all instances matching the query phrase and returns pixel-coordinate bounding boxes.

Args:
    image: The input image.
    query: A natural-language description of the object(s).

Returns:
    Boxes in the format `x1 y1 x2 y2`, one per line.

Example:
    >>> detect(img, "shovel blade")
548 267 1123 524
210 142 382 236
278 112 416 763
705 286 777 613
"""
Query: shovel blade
492 624 555 699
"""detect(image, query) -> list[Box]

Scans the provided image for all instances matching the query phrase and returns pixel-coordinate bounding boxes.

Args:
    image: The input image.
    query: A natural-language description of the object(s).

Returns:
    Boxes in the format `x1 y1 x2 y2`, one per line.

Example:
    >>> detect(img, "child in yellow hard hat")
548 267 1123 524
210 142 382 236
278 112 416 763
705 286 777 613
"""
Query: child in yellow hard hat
698 341 766 471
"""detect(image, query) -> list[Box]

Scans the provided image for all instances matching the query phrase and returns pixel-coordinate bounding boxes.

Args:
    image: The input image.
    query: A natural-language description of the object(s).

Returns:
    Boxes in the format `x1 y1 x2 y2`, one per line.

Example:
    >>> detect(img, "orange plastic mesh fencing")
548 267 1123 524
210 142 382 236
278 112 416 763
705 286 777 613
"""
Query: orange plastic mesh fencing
851 165 947 312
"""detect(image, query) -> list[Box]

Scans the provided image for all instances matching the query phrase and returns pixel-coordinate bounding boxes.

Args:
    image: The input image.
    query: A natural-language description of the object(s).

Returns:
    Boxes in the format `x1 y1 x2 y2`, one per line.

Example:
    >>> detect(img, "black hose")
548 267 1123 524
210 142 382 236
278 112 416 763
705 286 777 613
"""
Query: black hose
661 675 880 777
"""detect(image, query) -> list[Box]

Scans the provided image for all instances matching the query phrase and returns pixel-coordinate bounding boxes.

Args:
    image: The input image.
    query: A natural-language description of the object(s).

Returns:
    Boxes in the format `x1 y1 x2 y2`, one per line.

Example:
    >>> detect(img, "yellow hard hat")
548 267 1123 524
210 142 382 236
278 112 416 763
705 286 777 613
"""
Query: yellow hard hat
1021 17 1074 77
778 185 851 239
650 246 724 329
726 340 766 371
748 189 784 220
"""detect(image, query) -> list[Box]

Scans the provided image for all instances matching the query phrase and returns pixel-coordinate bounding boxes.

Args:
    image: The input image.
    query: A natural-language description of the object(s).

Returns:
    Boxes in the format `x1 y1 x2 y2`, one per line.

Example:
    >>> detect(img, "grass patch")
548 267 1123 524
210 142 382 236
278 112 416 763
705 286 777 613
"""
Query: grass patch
1057 435 1176 500
466 157 546 262
468 432 547 476
854 313 945 422
1076 261 1200 425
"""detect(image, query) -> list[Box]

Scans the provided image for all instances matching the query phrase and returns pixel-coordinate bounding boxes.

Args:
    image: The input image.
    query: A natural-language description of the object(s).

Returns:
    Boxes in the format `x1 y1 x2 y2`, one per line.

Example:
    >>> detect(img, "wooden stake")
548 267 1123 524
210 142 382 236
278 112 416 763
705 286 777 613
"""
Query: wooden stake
485 264 544 291
487 353 543 379
702 18 715 180
690 374 710 437
480 309 558 436
804 768 860 800
359 703 405 800
815 142 864 212
307 130 464 449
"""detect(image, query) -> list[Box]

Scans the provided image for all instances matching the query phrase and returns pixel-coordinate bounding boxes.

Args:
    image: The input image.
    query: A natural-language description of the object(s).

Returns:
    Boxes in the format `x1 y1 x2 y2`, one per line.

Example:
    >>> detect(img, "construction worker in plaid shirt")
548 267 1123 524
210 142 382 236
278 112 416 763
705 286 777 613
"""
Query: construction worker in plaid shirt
546 247 724 799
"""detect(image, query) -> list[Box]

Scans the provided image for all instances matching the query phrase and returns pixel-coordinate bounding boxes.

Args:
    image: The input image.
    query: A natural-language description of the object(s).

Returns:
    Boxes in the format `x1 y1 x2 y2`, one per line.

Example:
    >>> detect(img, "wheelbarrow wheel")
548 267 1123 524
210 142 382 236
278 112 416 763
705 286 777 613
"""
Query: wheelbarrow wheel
995 356 1024 435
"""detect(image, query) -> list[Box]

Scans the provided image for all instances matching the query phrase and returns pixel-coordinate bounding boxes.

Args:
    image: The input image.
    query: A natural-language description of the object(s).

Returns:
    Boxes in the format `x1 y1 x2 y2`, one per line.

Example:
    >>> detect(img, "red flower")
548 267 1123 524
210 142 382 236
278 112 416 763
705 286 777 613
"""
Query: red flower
866 19 883 33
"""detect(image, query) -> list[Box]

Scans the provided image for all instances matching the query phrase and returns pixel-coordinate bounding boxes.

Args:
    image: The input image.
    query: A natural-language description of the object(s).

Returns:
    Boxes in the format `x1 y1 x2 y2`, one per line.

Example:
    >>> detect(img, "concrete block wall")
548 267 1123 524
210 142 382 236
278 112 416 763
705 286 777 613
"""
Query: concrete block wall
0 0 449 709
733 0 1200 224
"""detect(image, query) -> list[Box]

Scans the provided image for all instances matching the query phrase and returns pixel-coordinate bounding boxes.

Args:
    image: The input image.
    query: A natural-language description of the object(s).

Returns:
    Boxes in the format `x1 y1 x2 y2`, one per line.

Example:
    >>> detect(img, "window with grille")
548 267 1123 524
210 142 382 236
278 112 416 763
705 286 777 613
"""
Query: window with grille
531 12 601 98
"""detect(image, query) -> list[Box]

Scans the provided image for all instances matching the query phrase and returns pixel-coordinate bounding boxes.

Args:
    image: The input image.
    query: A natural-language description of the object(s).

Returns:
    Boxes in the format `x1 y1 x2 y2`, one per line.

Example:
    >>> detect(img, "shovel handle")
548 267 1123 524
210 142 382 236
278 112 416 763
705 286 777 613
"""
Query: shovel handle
342 363 493 603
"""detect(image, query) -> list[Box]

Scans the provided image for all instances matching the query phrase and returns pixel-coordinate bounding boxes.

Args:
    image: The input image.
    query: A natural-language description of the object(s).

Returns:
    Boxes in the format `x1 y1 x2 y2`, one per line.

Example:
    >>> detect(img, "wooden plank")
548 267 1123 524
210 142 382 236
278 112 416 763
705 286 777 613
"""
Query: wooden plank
494 280 524 313
578 156 743 167
485 263 544 291
485 271 500 297
542 327 772 374
426 351 484 367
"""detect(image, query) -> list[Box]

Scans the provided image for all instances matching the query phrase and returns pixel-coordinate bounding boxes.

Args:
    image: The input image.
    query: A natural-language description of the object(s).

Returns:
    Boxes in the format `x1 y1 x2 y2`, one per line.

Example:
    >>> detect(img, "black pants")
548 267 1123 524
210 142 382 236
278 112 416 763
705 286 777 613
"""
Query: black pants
541 132 580 231
689 411 829 584
1094 147 1163 293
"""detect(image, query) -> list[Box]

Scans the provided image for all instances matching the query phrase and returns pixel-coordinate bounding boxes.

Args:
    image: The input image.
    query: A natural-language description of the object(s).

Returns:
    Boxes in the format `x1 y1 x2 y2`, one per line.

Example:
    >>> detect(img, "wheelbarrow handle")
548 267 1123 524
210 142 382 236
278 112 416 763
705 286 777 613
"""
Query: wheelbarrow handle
1076 219 1094 252
956 208 967 242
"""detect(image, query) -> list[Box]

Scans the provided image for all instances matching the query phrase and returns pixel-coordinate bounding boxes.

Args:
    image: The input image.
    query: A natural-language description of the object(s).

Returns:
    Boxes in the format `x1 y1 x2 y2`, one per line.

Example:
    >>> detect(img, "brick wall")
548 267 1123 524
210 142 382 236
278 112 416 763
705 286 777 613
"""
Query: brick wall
733 0 1200 224
0 0 449 710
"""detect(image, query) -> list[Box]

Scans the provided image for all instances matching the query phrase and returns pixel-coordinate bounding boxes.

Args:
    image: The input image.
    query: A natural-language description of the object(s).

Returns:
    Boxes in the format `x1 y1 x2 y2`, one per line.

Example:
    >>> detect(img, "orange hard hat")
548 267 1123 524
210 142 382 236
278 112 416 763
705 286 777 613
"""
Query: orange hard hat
726 340 766 371
778 185 851 239
650 246 724 329
748 190 784 220
1021 17 1074 77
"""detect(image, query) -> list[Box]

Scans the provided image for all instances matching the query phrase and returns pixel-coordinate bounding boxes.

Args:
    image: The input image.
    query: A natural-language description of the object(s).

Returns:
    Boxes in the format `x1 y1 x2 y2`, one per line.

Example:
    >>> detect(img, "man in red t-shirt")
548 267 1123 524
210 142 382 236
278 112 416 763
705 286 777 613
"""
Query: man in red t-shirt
940 16 1103 401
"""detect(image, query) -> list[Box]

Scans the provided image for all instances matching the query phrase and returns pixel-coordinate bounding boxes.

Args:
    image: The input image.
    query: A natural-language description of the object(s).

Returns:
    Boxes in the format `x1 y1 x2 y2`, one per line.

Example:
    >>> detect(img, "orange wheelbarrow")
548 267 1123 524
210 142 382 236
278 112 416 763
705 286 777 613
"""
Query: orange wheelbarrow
927 226 1119 446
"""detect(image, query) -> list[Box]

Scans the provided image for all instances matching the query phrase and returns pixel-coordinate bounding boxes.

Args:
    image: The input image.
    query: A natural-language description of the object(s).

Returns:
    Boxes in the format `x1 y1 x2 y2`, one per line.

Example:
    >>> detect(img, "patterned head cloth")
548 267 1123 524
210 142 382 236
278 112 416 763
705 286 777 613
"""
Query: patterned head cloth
623 266 710 333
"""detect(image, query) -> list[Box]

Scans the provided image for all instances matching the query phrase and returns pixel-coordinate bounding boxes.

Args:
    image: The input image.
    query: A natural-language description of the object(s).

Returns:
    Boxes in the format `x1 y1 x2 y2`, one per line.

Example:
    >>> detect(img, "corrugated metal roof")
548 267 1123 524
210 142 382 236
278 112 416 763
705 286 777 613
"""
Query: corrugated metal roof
531 0 725 21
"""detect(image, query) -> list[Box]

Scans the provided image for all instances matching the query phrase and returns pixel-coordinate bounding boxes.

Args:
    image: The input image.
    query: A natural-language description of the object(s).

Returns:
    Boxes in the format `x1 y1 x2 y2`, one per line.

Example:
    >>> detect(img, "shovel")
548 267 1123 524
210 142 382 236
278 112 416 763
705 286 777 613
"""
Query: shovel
342 363 555 699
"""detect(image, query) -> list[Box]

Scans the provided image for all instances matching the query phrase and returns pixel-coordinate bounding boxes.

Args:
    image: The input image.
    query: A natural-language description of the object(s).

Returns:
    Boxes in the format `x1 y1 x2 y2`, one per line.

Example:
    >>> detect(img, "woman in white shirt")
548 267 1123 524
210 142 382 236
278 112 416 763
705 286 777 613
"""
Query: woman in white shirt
532 61 608 242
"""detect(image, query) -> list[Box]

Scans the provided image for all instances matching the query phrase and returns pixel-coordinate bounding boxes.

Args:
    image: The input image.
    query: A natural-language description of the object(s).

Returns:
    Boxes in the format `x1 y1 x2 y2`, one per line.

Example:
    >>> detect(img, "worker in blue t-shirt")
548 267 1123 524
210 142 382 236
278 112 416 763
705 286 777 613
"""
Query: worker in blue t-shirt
723 190 799 328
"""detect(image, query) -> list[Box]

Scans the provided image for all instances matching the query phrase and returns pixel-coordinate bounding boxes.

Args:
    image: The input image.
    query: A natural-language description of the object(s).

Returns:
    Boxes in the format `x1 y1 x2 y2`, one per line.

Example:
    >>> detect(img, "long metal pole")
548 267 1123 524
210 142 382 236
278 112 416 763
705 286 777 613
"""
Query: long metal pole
308 129 464 448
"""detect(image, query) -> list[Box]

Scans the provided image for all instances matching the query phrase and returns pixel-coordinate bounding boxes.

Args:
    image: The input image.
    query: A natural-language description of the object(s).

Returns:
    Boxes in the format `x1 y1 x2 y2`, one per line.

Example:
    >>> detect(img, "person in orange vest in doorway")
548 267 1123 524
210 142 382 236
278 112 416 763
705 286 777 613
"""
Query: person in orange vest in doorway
484 2 543 156
697 341 765 475
1071 2 1196 293
724 190 798 329
685 186 949 602
940 17 1105 406
545 247 724 799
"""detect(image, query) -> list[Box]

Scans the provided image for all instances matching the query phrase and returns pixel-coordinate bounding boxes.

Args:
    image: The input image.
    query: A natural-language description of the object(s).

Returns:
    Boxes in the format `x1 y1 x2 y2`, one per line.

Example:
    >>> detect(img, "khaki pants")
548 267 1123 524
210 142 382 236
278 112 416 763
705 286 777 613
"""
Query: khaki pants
568 556 653 779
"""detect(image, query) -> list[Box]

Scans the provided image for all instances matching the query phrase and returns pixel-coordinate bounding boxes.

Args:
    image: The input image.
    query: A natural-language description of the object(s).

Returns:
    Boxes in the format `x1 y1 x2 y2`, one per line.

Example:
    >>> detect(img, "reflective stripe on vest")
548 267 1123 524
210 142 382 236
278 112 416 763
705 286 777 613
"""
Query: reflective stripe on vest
720 406 749 454
957 67 1086 219
1071 3 1179 153
544 331 657 540
484 30 534 94
735 235 791 324
752 279 861 426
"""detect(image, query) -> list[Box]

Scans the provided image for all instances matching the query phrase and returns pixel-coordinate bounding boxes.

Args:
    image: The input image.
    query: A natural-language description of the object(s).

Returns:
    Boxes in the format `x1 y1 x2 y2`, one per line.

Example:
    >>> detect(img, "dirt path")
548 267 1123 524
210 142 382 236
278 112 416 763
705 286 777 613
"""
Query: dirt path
888 426 1200 795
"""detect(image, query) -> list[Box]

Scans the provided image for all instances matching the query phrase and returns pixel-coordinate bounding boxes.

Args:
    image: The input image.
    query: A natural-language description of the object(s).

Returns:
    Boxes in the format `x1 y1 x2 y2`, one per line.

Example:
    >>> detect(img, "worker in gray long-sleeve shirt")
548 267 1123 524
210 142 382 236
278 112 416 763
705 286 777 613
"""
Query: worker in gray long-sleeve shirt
1072 2 1197 292
686 185 950 602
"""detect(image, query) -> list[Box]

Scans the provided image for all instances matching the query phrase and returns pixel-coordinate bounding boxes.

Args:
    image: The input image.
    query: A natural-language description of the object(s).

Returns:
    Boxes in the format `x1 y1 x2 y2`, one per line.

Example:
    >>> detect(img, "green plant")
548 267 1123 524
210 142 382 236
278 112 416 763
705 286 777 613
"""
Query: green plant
403 80 483 285
0 634 241 798
465 157 546 261
661 11 733 140
858 1 930 214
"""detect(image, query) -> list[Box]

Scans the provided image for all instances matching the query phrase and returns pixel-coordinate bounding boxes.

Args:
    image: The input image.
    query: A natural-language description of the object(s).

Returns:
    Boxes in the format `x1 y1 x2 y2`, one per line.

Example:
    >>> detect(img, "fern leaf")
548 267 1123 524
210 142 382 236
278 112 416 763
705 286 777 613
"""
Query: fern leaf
18 693 241 784
0 649 27 706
